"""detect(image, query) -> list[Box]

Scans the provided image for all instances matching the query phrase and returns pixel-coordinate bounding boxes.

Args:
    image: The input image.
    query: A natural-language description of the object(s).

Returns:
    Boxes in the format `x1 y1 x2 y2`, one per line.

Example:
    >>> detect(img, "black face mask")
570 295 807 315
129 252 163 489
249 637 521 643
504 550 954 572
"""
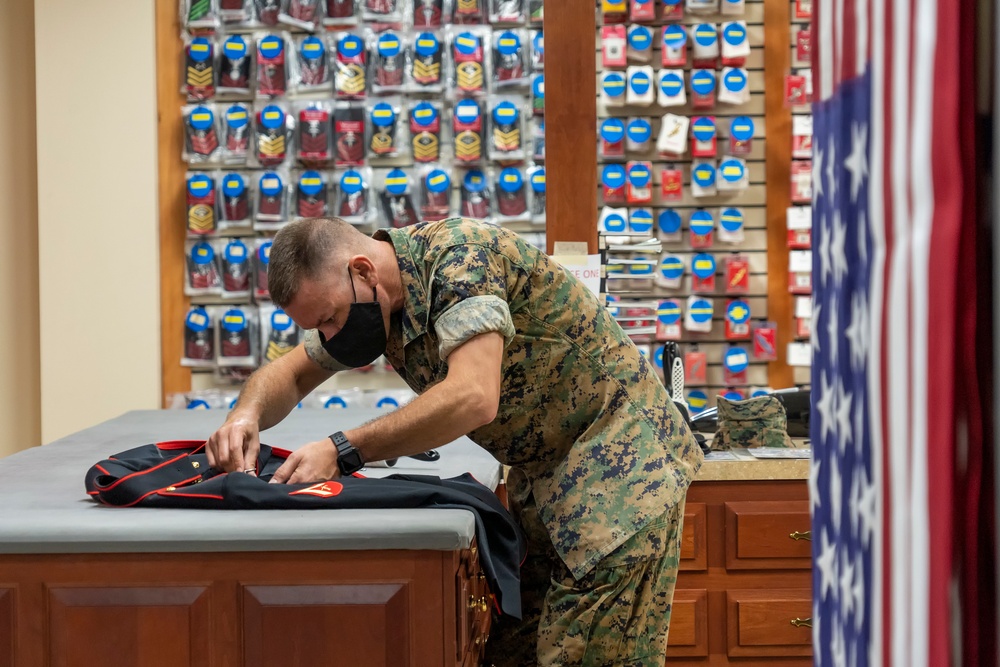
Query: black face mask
318 266 387 368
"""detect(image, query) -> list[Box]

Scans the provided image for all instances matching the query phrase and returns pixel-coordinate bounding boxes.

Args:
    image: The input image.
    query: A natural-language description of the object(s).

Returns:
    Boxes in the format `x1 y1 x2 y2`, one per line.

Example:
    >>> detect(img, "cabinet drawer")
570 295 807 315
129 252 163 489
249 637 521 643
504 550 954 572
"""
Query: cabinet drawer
726 589 812 658
665 589 708 659
679 503 707 572
725 501 811 569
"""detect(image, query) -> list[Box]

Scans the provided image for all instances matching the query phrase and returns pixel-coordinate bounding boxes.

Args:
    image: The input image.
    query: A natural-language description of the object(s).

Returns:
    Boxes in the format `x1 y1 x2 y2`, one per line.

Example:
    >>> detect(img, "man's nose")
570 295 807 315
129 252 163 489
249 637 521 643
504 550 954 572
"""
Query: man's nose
318 322 340 339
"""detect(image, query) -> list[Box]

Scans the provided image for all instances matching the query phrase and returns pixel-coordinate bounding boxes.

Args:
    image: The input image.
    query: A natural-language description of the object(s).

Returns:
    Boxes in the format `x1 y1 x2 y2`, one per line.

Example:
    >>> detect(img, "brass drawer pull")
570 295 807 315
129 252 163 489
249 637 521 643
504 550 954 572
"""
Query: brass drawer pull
789 531 812 541
790 617 812 628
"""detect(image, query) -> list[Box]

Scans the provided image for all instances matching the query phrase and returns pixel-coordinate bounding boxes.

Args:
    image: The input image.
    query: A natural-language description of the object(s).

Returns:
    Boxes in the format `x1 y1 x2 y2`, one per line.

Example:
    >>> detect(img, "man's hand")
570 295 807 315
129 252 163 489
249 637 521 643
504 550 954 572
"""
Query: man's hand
206 413 261 474
269 438 340 484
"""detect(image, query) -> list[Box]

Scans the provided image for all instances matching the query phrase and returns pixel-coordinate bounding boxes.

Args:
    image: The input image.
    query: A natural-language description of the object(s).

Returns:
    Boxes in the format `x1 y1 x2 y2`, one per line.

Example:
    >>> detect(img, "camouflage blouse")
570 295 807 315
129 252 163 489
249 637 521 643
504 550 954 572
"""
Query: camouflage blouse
305 218 703 578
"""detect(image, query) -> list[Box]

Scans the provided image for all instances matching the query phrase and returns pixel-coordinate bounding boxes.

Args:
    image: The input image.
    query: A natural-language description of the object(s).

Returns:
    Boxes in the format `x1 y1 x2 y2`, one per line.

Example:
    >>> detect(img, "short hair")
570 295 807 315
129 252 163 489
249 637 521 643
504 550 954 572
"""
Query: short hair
268 217 367 308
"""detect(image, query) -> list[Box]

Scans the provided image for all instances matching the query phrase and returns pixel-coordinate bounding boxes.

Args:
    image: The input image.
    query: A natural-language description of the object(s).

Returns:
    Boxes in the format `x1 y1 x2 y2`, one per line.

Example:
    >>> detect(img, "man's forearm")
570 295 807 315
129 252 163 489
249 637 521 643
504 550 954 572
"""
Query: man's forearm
344 379 491 463
231 348 329 429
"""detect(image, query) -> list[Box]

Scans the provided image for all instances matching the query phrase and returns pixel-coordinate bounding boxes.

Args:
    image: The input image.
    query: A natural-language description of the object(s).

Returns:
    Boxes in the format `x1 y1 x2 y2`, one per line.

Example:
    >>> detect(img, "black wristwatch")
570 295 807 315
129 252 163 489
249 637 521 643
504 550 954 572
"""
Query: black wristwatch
329 431 365 475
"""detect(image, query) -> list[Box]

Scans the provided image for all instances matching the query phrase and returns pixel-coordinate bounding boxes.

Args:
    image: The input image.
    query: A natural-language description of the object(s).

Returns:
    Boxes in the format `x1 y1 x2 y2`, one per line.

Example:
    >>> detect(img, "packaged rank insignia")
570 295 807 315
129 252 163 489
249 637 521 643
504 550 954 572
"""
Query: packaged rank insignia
721 0 744 14
185 240 222 296
367 99 407 160
489 98 526 161
796 29 812 63
260 303 301 363
420 166 453 221
658 209 682 241
660 166 683 202
453 99 485 163
600 71 627 108
528 0 543 23
182 306 217 367
218 172 252 230
531 73 544 116
295 170 329 218
255 103 292 167
690 69 717 109
255 0 281 25
720 21 749 67
625 117 652 154
334 33 367 99
334 102 366 166
722 345 749 385
656 70 686 107
490 0 525 24
690 23 719 67
220 0 252 24
599 206 628 234
751 321 778 360
459 168 493 219
718 67 750 105
528 165 545 223
532 118 545 160
657 254 684 289
626 161 652 204
217 307 258 367
601 164 627 205
335 168 372 223
256 33 288 98
221 104 251 164
409 101 442 162
690 252 717 292
689 209 714 248
729 115 755 156
790 159 812 203
370 30 406 94
717 157 749 192
661 0 683 20
324 0 359 26
255 238 272 298
656 113 689 158
184 105 222 164
453 0 485 24
626 66 654 106
413 0 448 27
184 0 220 33
627 25 653 63
630 0 655 21
493 30 529 88
601 0 627 22
186 172 218 235
295 101 332 166
379 168 419 227
291 36 332 95
495 167 528 221
530 30 543 69
409 31 446 92
718 206 746 244
661 25 688 67
629 208 653 234
363 0 405 25
184 36 215 101
792 115 812 158
279 0 322 30
786 205 811 248
448 27 489 97
685 296 714 333
687 0 719 15
684 349 707 384
691 160 717 197
724 253 750 293
255 170 289 227
217 36 251 98
655 299 682 339
690 116 717 157
601 25 627 68
221 238 252 297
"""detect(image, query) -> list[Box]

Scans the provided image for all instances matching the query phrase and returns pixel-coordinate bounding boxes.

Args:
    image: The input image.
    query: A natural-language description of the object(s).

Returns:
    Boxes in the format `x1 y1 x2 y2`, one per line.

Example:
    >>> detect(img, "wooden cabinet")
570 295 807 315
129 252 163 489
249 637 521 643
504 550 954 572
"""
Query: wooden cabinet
667 479 812 666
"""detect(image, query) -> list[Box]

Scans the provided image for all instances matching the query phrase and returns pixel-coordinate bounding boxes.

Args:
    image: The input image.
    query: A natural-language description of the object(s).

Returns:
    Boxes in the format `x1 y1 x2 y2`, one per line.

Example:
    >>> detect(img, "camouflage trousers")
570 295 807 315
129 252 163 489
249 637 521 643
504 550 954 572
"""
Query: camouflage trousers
484 492 685 667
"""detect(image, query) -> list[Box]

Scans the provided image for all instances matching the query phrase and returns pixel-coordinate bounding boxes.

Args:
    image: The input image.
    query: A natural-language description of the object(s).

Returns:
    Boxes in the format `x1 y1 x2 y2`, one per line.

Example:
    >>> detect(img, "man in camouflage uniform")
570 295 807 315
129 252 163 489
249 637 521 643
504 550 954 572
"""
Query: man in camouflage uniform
206 216 704 665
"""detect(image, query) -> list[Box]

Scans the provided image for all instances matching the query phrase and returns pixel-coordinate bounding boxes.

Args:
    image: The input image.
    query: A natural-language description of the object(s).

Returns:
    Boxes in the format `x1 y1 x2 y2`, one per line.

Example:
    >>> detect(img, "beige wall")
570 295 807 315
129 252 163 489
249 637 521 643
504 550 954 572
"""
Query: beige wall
0 0 41 457
34 0 161 443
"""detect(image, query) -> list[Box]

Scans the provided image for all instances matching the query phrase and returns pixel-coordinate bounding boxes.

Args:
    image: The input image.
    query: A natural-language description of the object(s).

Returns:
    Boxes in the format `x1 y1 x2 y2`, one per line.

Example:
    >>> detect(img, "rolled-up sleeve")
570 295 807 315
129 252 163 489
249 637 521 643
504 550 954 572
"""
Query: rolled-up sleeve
302 328 352 372
430 244 517 359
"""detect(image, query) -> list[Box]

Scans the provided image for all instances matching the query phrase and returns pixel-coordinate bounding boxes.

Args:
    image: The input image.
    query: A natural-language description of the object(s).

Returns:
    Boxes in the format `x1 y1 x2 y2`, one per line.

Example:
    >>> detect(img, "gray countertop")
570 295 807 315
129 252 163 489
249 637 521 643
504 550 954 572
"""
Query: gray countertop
0 410 503 555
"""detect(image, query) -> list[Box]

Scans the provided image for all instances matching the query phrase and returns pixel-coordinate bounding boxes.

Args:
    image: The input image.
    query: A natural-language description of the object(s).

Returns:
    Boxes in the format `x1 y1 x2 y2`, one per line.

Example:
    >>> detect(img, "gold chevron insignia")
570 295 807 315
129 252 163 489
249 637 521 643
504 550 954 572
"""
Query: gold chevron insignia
258 135 285 156
188 206 215 232
337 65 366 94
457 0 479 10
266 341 294 361
370 132 393 153
186 66 213 85
457 62 483 90
493 128 520 151
412 59 441 82
412 133 439 160
455 132 481 160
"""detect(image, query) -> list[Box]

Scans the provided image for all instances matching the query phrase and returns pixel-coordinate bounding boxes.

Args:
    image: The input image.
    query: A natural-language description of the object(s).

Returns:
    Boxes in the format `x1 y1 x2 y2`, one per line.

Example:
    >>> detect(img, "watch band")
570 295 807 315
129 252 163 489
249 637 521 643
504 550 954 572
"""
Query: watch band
329 430 365 474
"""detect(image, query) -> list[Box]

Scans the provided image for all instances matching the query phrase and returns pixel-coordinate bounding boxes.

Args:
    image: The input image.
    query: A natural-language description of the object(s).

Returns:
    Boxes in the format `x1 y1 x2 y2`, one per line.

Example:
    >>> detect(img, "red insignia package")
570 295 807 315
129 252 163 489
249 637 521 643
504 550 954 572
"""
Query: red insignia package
450 28 488 96
370 30 406 93
790 159 812 204
495 167 529 221
295 170 329 218
334 168 371 223
420 165 453 221
335 32 367 98
186 240 222 296
186 172 217 236
183 105 221 164
296 102 332 166
379 168 419 228
184 36 215 101
452 98 485 163
255 170 288 228
218 35 251 97
724 254 750 294
256 33 288 98
410 101 442 163
218 172 252 230
460 169 493 219
255 104 291 167
334 103 365 166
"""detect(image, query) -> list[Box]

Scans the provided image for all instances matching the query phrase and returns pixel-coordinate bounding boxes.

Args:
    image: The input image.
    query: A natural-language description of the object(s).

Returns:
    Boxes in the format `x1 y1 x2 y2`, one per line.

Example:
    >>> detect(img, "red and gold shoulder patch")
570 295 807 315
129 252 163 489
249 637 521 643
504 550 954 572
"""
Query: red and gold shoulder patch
288 481 344 498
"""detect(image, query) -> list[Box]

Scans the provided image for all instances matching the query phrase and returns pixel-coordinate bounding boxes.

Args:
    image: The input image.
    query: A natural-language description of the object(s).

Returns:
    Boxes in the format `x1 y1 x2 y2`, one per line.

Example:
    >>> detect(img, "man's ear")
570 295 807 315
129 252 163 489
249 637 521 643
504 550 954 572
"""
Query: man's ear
348 254 378 287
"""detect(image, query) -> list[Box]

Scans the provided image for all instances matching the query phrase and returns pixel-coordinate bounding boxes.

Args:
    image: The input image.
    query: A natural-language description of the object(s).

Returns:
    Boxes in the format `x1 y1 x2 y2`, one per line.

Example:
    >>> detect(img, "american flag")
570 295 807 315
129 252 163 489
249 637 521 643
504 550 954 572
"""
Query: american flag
810 0 988 665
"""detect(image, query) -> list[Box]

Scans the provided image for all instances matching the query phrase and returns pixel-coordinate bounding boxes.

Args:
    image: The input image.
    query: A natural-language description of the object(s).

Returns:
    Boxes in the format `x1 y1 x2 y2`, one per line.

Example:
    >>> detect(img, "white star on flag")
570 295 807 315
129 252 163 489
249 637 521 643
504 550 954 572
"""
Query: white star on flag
844 122 869 203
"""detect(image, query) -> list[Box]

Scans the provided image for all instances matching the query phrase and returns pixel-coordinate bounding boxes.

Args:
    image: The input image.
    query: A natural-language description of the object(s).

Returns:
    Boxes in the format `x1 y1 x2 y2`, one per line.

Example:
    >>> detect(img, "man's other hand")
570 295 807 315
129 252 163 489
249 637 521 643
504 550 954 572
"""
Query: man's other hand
206 413 261 474
269 439 340 484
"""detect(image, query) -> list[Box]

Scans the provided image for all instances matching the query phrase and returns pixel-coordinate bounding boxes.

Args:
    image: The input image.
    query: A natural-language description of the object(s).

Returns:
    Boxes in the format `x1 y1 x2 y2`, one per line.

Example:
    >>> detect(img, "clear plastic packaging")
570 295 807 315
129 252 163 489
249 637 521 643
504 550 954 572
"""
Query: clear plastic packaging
378 168 420 228
447 26 490 97
182 306 217 368
255 238 273 298
279 0 323 30
600 71 627 108
720 21 750 66
369 30 407 94
489 0 524 24
626 66 654 106
452 0 486 24
362 0 405 25
185 239 223 296
413 0 451 28
256 33 289 98
492 29 528 88
531 73 544 116
217 306 259 367
184 35 216 102
296 100 333 166
494 166 529 222
409 100 444 163
459 168 493 219
183 104 222 164
599 118 625 159
408 30 447 93
452 98 486 163
656 113 690 157
691 23 720 67
366 97 409 160
217 35 252 99
626 24 653 64
221 103 251 165
419 164 454 221
254 103 293 167
324 0 359 26
255 0 282 25
333 102 366 166
531 118 545 160
259 302 302 363
255 169 290 228
334 167 373 223
291 35 333 95
625 117 652 154
218 171 253 230
530 29 543 69
717 67 750 105
186 171 218 235
294 169 330 218
217 238 252 297
488 96 526 161
333 31 367 99
657 69 686 107
527 0 542 23
219 0 253 24
527 164 545 224
184 0 220 33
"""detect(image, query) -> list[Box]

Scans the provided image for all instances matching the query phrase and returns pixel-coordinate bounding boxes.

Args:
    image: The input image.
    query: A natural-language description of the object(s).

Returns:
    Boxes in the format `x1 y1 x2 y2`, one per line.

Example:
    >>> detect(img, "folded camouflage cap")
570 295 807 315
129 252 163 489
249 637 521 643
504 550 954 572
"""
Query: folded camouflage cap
715 395 797 450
